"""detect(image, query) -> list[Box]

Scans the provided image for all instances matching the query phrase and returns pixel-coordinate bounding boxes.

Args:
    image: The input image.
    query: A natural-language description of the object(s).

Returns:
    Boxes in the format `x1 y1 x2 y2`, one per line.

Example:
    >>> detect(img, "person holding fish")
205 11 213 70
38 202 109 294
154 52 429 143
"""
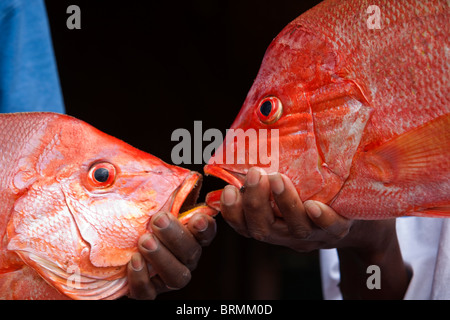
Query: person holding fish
0 0 217 300
218 169 410 299
2 0 448 300
204 0 449 299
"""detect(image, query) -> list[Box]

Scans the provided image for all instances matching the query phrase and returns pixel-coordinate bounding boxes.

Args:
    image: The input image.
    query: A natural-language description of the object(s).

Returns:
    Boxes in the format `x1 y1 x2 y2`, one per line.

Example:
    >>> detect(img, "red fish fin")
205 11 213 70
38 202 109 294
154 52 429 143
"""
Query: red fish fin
406 205 450 218
364 114 450 184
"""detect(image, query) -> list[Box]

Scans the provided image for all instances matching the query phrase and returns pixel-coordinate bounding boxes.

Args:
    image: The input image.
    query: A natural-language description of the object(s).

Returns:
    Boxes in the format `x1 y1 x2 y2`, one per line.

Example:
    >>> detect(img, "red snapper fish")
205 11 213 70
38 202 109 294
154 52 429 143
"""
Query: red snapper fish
0 112 216 299
205 0 449 219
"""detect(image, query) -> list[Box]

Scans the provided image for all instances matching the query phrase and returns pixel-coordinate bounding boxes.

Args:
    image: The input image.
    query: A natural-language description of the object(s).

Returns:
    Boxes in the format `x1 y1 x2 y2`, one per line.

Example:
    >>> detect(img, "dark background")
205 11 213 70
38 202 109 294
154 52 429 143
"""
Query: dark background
44 0 324 299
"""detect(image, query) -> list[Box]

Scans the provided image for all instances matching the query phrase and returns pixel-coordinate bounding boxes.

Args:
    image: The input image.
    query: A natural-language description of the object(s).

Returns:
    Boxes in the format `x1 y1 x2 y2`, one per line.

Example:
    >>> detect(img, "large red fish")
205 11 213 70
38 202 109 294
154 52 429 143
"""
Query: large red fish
205 0 449 219
0 112 216 299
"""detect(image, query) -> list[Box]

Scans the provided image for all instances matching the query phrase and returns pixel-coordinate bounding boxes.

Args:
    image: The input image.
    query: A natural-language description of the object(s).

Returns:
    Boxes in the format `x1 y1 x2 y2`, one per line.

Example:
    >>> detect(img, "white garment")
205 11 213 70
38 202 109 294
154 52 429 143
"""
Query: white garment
320 217 450 299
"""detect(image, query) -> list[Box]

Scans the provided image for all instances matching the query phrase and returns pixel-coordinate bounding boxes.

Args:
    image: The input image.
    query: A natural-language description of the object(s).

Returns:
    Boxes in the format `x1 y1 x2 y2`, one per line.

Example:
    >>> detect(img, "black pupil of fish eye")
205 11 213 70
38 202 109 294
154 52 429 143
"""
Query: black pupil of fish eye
260 100 272 117
94 167 109 183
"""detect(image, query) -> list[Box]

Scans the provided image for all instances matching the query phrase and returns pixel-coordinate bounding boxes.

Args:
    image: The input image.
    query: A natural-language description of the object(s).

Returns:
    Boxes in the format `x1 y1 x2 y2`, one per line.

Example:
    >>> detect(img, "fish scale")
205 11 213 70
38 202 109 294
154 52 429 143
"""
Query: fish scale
290 0 449 144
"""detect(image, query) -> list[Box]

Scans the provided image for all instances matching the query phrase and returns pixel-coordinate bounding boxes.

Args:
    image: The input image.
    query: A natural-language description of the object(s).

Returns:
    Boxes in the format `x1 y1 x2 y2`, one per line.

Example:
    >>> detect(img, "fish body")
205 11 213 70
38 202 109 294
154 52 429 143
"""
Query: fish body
205 0 450 219
0 112 215 299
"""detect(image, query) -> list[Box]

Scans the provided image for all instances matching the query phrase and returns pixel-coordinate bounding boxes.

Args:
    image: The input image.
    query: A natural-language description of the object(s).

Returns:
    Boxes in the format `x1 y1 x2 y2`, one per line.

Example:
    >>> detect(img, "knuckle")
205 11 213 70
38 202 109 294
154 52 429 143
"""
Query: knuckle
325 222 351 240
233 226 251 238
289 225 311 240
169 268 192 290
288 198 301 210
243 196 261 212
130 284 157 300
332 228 349 240
197 228 216 246
185 246 202 270
225 220 247 237
247 228 270 242
139 291 157 300
221 211 242 229
292 244 315 253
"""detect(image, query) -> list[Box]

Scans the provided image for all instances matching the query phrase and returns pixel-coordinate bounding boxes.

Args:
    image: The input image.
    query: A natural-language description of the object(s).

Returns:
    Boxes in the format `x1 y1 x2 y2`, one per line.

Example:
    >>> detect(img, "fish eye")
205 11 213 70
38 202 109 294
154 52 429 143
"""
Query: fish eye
94 167 109 183
257 96 283 124
88 162 116 188
260 100 272 117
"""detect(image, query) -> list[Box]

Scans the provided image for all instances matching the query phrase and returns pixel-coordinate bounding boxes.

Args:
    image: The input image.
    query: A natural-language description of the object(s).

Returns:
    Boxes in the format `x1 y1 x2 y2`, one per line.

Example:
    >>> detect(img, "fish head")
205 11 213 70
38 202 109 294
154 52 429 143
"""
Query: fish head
7 113 207 299
205 22 371 204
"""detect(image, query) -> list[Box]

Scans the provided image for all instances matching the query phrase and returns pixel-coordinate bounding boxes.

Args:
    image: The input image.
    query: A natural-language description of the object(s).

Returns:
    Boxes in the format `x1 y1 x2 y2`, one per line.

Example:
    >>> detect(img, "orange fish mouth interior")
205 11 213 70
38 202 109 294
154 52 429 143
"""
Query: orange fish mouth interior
170 171 204 217
203 164 246 189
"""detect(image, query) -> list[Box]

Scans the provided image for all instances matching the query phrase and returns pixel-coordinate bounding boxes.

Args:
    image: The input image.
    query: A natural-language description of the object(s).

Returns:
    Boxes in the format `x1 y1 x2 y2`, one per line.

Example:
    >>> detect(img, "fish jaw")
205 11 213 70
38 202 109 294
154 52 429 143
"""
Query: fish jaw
203 164 247 211
203 165 245 189
169 171 202 218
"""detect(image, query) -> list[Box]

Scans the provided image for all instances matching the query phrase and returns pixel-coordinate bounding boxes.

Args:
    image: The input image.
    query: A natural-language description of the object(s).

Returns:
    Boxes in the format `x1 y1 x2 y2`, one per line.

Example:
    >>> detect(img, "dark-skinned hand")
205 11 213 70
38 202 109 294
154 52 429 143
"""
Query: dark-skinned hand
126 212 216 299
219 167 410 299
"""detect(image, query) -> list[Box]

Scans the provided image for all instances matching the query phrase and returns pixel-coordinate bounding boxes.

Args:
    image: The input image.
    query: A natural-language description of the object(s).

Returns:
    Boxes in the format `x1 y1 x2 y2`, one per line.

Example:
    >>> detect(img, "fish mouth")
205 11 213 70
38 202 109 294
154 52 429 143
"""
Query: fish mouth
170 171 203 217
168 171 218 222
202 164 247 211
203 164 246 189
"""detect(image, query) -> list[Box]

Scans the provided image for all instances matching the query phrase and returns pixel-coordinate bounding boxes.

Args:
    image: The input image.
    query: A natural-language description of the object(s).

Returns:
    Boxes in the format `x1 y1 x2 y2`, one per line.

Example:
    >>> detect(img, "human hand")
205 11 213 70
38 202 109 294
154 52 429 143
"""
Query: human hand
220 167 408 299
219 167 394 253
126 211 216 299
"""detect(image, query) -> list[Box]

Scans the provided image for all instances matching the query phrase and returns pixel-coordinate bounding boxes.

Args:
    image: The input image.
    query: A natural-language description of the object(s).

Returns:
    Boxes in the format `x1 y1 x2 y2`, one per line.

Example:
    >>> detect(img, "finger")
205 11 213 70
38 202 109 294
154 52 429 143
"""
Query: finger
127 253 157 300
220 185 250 237
186 213 217 247
150 211 202 270
269 173 313 239
138 233 192 290
241 167 277 242
304 200 351 240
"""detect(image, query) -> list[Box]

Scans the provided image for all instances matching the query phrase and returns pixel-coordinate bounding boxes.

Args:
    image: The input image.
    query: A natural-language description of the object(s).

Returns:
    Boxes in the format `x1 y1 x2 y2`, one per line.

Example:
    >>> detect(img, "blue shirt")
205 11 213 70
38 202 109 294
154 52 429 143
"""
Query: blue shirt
0 0 64 113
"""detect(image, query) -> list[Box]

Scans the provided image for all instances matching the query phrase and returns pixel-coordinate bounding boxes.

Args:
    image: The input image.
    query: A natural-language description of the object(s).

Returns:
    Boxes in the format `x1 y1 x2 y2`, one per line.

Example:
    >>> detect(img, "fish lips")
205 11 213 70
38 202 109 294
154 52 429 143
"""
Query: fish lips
169 171 203 217
204 164 246 189
167 171 218 221
203 164 248 211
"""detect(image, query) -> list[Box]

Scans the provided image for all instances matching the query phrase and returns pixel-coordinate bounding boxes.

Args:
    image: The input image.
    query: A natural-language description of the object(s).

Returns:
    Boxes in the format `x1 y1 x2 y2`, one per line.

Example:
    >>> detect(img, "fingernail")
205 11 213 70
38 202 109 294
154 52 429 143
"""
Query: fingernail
223 185 237 206
305 200 321 218
153 212 170 229
247 167 263 186
193 215 208 232
130 253 143 271
268 173 284 195
141 233 158 251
